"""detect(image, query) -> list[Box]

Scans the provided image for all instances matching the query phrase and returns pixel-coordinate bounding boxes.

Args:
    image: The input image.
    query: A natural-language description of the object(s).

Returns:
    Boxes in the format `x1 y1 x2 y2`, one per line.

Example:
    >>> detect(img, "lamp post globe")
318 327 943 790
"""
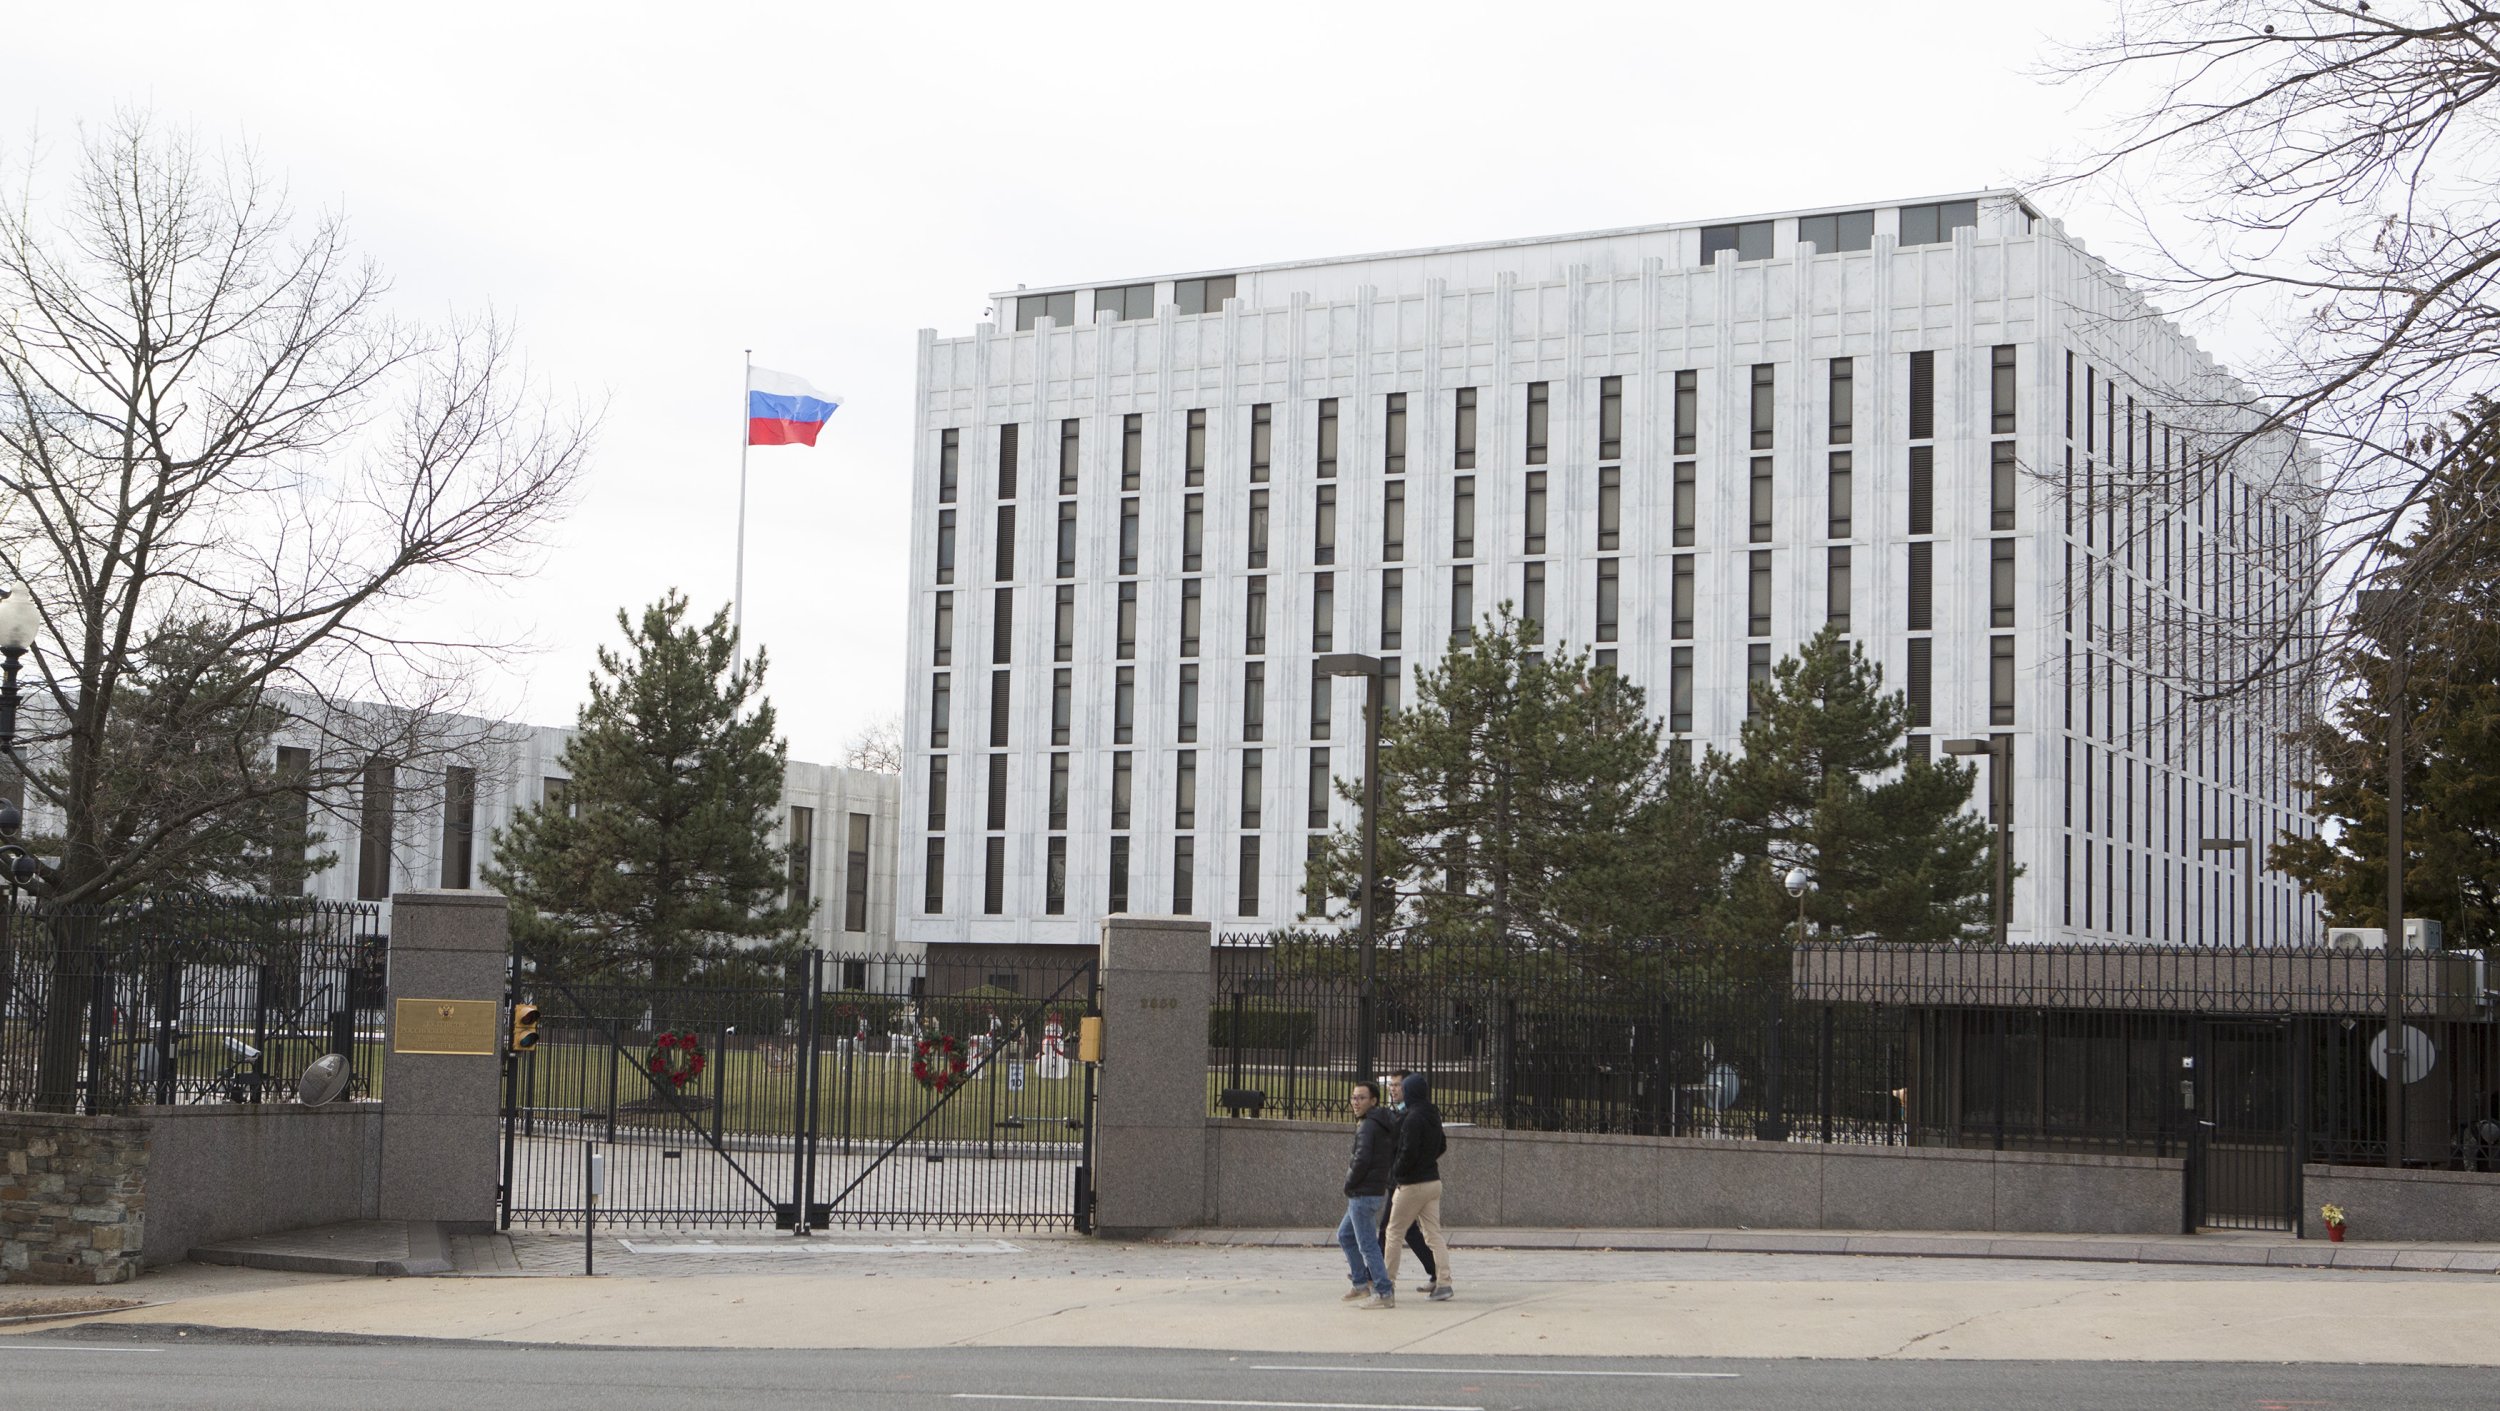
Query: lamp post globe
1784 866 1809 899
0 585 37 653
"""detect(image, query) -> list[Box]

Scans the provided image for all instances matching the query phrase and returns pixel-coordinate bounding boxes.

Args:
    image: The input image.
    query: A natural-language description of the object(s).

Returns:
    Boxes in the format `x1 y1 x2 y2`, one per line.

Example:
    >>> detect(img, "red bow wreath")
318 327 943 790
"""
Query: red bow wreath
649 1029 707 1089
912 1032 968 1095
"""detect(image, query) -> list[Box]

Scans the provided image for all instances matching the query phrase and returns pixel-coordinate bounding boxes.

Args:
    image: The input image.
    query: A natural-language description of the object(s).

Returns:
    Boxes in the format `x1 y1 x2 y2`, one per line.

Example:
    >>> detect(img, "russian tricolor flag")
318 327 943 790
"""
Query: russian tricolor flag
748 367 841 446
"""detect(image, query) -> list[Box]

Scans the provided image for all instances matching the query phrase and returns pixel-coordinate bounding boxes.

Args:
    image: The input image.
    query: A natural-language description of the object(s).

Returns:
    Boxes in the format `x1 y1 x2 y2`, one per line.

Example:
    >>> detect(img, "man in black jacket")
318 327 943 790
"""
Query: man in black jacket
1379 1070 1438 1291
1383 1072 1454 1301
1334 1081 1400 1308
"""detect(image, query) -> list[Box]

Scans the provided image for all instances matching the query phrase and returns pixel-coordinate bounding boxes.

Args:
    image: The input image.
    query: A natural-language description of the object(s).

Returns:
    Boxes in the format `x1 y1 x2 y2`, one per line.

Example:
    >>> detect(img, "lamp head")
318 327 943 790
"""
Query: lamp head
0 585 36 653
1783 866 1810 899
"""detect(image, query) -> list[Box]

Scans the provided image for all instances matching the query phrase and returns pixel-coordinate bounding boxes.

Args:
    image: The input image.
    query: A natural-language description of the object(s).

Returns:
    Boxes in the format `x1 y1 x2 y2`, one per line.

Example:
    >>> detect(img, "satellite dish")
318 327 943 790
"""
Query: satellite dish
297 1053 352 1108
1702 1062 1741 1112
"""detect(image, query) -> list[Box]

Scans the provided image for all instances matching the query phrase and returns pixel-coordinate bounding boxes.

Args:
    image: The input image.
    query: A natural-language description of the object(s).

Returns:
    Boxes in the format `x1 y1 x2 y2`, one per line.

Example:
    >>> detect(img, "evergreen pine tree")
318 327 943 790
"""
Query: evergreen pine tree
486 593 811 982
1704 627 1997 944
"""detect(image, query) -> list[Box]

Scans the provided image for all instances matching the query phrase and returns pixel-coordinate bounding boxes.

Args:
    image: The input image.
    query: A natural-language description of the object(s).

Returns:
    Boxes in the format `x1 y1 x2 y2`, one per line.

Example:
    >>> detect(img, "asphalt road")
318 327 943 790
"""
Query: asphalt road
2 1332 2488 1411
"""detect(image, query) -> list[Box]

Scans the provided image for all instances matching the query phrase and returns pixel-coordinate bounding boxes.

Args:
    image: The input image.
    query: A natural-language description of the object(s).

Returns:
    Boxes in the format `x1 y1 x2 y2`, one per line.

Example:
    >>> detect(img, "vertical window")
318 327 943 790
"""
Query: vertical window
1829 358 1854 444
1175 750 1197 829
1525 382 1549 464
924 837 945 914
1452 477 1476 556
986 754 1009 830
1597 466 1620 551
1672 556 1694 638
1312 572 1334 652
786 805 814 903
1382 480 1405 561
1108 835 1130 914
1237 835 1261 918
1992 539 2016 628
1046 836 1067 916
1250 403 1273 482
1183 493 1204 572
1905 637 1933 728
1307 749 1331 827
1750 458 1773 542
1450 566 1475 644
989 669 1011 747
1380 569 1403 651
357 758 394 901
1907 446 1934 535
1116 582 1136 659
1521 563 1546 643
1673 460 1695 547
1243 661 1266 741
1991 442 2017 530
1314 484 1337 563
845 813 873 930
997 423 1020 499
439 765 475 889
1121 414 1143 491
1673 370 1698 454
1316 398 1339 478
992 586 1014 663
1908 350 1935 440
1248 489 1270 568
272 746 311 895
1114 665 1135 744
936 508 956 585
1053 586 1074 662
1056 502 1076 579
1180 578 1201 657
1991 345 2017 433
1241 750 1264 828
1991 636 2016 726
929 672 951 747
1827 547 1852 630
982 837 1005 915
1596 559 1619 643
1749 365 1775 449
1827 452 1852 537
939 428 960 503
1051 668 1071 746
1245 575 1268 654
933 592 954 666
927 756 949 829
1172 837 1195 916
1454 387 1478 468
1907 541 1933 630
1111 752 1132 828
1381 656 1401 715
1118 497 1140 575
994 504 1017 580
1748 550 1772 636
1598 376 1622 460
1186 408 1207 485
1177 663 1200 743
1747 643 1772 715
1383 392 1406 473
1523 471 1547 554
1058 418 1080 494
1670 647 1694 733
1310 672 1333 741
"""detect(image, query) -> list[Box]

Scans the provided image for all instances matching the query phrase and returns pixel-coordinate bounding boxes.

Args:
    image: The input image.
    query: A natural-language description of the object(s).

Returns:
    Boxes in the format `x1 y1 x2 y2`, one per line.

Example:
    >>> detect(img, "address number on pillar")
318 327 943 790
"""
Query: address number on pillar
1137 996 1179 1010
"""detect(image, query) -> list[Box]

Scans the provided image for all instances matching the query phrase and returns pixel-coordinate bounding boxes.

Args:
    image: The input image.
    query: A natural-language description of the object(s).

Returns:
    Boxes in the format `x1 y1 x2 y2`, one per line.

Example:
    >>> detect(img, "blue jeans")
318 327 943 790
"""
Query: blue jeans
1336 1194 1392 1295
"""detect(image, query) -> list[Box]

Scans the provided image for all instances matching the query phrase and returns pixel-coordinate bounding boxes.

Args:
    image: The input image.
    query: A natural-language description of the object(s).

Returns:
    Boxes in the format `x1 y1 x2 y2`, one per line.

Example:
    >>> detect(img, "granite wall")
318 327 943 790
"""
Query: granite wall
140 1102 382 1265
2304 1163 2500 1243
0 1110 148 1284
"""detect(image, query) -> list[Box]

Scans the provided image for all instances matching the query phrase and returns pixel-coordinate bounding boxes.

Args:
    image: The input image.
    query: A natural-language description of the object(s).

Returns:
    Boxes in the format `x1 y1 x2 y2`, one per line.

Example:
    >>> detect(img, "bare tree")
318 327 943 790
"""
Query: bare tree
841 714 904 774
0 114 590 911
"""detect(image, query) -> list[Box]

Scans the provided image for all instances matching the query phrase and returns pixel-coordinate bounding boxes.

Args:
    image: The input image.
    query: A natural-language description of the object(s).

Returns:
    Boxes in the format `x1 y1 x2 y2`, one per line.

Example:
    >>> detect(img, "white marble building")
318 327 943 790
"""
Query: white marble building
902 191 2321 949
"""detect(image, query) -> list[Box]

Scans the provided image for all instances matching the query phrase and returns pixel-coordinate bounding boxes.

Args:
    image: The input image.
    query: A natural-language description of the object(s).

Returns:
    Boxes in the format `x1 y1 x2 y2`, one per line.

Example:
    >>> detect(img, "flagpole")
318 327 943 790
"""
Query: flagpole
734 347 751 664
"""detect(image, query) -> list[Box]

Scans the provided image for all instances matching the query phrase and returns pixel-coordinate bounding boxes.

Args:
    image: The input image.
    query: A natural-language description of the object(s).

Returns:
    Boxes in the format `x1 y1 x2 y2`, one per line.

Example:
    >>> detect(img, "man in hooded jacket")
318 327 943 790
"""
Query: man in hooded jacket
1382 1072 1454 1300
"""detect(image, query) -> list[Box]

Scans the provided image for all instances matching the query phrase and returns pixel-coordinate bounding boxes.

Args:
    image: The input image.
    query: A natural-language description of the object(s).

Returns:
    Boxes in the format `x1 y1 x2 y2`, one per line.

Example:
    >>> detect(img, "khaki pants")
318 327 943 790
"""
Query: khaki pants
1382 1180 1452 1287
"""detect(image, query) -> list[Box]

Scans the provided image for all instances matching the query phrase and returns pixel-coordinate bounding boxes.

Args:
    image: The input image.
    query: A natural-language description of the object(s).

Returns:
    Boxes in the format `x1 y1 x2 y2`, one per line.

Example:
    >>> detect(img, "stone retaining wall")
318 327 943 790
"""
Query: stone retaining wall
2304 1163 2500 1243
0 1110 148 1284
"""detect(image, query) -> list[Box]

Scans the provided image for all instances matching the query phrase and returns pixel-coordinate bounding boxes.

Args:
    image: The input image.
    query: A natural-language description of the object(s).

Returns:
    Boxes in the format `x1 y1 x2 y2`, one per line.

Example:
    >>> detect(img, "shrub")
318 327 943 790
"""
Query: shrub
1208 1003 1318 1051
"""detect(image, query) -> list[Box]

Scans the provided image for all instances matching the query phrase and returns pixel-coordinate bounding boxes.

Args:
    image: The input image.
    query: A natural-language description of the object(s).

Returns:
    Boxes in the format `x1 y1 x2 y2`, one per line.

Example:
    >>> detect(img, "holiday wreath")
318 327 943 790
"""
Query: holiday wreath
912 1031 969 1095
649 1030 707 1089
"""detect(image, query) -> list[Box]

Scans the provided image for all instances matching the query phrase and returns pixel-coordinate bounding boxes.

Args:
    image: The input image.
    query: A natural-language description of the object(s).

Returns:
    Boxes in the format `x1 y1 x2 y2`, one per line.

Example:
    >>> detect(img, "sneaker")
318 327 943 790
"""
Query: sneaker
1340 1285 1368 1303
1412 1281 1435 1294
1428 1284 1455 1302
1359 1292 1396 1309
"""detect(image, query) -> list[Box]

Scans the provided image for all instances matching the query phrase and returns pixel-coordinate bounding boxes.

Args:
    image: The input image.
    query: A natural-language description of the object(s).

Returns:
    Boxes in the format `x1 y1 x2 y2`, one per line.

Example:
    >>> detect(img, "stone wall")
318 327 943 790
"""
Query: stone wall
1204 1119 2186 1236
0 1111 148 1284
141 1103 381 1265
2305 1164 2500 1243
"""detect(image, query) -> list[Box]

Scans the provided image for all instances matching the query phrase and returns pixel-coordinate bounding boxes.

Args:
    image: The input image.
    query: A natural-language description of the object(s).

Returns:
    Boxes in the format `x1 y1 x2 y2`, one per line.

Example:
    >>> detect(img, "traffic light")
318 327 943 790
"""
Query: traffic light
510 1001 541 1052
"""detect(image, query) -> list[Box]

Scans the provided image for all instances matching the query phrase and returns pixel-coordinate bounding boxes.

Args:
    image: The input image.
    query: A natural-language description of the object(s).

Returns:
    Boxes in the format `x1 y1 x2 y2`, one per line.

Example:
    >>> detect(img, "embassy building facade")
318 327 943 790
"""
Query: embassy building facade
901 192 2321 952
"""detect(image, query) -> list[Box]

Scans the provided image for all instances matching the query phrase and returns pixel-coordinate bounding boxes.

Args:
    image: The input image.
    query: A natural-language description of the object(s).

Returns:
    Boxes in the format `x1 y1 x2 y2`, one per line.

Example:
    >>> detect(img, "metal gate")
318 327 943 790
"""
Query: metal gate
2188 1016 2303 1233
499 947 1098 1234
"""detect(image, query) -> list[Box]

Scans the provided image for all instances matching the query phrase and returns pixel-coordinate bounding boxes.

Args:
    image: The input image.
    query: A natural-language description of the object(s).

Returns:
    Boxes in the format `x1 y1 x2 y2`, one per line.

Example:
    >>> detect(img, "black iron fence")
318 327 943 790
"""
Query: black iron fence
0 895 386 1114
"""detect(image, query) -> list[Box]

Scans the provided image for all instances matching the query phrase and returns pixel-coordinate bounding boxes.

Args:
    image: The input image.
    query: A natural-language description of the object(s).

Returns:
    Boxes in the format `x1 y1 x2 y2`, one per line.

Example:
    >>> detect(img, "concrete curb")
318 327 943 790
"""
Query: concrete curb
1144 1226 2500 1275
191 1220 453 1277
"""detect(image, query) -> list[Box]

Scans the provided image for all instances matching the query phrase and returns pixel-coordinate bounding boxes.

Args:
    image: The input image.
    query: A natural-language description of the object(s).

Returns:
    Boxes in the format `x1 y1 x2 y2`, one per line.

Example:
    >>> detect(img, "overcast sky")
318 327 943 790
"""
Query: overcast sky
7 0 2142 765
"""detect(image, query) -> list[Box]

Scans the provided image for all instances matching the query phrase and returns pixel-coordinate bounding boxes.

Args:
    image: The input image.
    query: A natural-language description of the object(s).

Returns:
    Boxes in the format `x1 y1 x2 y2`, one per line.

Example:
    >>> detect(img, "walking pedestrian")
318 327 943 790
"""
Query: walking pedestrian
1382 1072 1454 1302
1379 1070 1438 1292
1335 1080 1399 1309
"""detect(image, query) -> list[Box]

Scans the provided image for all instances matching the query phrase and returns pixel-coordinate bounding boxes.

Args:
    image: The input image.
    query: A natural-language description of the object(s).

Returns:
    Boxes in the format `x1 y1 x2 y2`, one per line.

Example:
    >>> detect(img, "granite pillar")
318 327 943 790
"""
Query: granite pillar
1091 915 1211 1236
376 889 506 1230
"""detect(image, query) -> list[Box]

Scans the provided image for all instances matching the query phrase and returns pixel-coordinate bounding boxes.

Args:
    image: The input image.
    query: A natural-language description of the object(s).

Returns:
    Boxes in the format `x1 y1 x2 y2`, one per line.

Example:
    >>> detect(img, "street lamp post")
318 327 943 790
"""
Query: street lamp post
1942 736 2011 945
2357 587 2410 1169
2197 838 2256 951
0 584 39 891
1316 652 1386 1087
1783 866 1812 945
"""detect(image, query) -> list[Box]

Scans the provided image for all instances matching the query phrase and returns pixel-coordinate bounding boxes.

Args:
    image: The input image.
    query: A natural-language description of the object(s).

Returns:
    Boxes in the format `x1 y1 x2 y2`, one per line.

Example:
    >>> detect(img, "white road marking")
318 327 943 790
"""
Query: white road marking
951 1397 1481 1411
0 1344 163 1353
617 1239 1020 1255
1254 1365 1739 1380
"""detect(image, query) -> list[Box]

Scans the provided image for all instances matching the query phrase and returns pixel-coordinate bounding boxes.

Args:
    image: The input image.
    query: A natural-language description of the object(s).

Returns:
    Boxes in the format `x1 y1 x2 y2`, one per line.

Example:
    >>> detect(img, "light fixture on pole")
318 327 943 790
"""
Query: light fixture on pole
2356 586 2410 1169
0 585 38 890
1783 865 1812 946
2198 838 2256 951
1941 736 2011 945
1316 652 1387 1086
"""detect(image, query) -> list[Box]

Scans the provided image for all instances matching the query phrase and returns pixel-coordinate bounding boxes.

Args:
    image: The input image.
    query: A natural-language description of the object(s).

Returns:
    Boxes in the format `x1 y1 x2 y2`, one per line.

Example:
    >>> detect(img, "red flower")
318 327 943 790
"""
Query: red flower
912 1061 929 1080
656 1033 678 1049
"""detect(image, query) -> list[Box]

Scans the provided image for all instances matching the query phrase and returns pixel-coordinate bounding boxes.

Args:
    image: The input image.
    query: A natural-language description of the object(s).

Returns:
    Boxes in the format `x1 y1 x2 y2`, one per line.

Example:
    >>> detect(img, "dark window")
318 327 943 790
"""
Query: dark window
356 758 394 901
1121 414 1142 490
1908 350 1935 440
1905 636 1933 727
1059 418 1080 494
989 669 1011 747
1454 388 1478 468
939 428 959 503
439 765 475 889
936 508 956 585
1245 575 1267 654
1114 666 1134 744
1748 550 1772 637
1237 835 1261 918
1451 566 1474 644
1827 547 1852 631
994 504 1017 581
1095 283 1152 321
1183 493 1203 572
272 746 312 895
1051 668 1071 746
1175 749 1197 829
1014 291 1075 330
1056 502 1076 579
1243 661 1266 741
1111 752 1132 829
1316 399 1338 478
1174 274 1235 315
992 586 1014 663
1116 582 1136 659
1750 458 1773 542
1673 370 1698 454
1991 441 2017 530
1907 445 1934 535
1452 477 1475 556
1521 562 1546 644
1670 647 1694 733
1596 559 1619 643
929 673 951 747
933 592 953 666
1380 569 1403 651
1523 471 1547 554
1178 663 1200 742
1046 836 1067 916
982 836 1005 915
1186 409 1207 486
1829 359 1853 444
1382 479 1405 561
1907 541 1933 630
1312 572 1334 652
997 423 1020 499
1598 376 1622 460
924 837 945 914
927 756 949 830
1307 748 1331 827
1991 636 2016 726
1700 220 1773 263
1992 538 2016 627
1108 834 1130 913
1747 643 1772 715
1672 555 1694 638
786 803 814 902
1119 497 1139 575
1250 403 1272 481
1525 382 1549 464
1239 749 1264 829
1991 345 2017 433
1796 209 1874 253
845 813 873 930
1898 200 1978 247
1383 392 1406 474
1180 578 1201 657
1597 466 1620 551
1828 452 1853 538
1750 365 1774 449
1248 489 1270 569
1314 484 1337 564
986 754 1009 831
1052 586 1074 663
1674 460 1695 547
1172 837 1195 916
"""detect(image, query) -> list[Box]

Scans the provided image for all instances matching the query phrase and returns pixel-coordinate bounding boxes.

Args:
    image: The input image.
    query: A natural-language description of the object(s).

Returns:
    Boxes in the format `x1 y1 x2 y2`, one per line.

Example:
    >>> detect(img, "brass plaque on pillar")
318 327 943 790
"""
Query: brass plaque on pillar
394 998 499 1055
